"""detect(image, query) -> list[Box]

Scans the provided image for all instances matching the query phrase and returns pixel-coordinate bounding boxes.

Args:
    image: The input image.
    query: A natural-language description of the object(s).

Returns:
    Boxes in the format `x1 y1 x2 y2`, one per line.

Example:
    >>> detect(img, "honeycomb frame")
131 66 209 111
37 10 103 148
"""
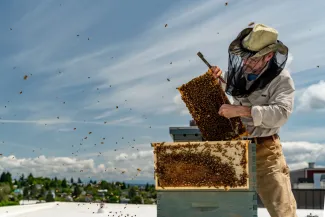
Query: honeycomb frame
151 140 250 190
177 70 247 141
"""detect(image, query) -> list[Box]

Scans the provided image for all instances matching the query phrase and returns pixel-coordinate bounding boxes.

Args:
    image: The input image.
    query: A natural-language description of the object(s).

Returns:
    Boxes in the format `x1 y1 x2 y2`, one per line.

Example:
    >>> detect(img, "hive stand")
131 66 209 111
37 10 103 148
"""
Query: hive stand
153 126 258 217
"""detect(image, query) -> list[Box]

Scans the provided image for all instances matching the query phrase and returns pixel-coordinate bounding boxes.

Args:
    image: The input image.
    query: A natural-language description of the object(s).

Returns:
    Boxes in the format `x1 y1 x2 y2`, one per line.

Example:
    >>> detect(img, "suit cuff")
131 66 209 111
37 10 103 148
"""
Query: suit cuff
251 105 263 127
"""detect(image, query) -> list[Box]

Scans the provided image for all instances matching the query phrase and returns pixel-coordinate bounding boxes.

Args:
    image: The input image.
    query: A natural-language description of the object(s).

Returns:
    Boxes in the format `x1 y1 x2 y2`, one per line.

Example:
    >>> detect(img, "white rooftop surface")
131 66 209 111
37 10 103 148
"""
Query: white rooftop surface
0 203 323 217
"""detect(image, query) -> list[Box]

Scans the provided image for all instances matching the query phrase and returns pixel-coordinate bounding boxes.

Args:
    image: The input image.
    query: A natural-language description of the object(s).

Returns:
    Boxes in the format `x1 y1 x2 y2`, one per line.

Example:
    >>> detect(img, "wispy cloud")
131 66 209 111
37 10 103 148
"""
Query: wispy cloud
5 1 113 72
29 0 325 119
0 116 144 126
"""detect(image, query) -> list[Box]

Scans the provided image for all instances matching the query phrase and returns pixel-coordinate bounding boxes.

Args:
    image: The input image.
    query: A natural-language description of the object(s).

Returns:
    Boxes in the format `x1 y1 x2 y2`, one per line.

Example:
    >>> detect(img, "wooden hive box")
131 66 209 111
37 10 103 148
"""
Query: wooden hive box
151 140 250 191
177 71 247 141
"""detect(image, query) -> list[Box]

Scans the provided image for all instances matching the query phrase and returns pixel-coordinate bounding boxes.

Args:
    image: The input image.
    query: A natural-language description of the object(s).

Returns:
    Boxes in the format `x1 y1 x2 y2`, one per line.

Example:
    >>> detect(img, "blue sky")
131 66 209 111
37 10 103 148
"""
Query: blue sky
0 0 325 184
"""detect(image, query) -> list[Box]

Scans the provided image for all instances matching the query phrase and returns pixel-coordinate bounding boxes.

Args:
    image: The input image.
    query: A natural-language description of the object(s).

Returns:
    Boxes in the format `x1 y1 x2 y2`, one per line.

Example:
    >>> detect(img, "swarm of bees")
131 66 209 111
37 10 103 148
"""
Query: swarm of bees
153 141 248 190
177 71 246 141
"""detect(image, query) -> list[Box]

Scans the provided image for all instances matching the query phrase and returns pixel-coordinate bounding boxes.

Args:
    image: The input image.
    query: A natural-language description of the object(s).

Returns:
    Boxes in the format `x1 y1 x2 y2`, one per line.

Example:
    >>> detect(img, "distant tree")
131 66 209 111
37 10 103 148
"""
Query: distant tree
109 196 119 203
44 182 50 190
61 178 68 188
128 187 136 199
27 173 34 185
121 182 126 190
84 184 92 192
99 180 109 190
38 187 46 199
50 179 57 188
0 172 12 184
19 174 26 187
70 178 74 184
72 185 82 198
89 179 93 184
77 178 82 184
130 196 142 204
7 172 12 183
19 174 25 182
23 187 29 199
93 180 97 185
45 191 55 202
0 183 11 201
145 183 149 191
0 172 5 182
30 184 38 198
151 191 157 199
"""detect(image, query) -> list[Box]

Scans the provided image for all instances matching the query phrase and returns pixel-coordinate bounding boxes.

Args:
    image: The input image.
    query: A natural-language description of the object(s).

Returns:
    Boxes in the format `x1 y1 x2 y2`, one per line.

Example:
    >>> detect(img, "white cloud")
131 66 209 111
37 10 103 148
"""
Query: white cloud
93 110 116 120
282 141 325 170
115 153 129 161
296 80 325 111
0 148 154 181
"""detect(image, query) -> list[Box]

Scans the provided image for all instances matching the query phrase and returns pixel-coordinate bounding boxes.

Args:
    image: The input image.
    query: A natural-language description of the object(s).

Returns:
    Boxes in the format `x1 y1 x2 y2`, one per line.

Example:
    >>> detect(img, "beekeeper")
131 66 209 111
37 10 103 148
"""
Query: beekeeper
211 23 297 217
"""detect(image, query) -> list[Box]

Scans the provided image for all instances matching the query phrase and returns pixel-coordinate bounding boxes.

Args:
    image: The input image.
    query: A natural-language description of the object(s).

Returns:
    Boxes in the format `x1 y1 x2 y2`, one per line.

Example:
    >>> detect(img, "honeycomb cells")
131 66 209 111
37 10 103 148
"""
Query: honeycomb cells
177 71 246 141
153 141 249 190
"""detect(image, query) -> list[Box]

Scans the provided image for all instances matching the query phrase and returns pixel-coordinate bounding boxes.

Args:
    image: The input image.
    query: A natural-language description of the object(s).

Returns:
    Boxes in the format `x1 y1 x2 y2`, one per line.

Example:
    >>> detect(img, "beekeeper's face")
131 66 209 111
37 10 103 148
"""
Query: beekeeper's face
243 52 274 74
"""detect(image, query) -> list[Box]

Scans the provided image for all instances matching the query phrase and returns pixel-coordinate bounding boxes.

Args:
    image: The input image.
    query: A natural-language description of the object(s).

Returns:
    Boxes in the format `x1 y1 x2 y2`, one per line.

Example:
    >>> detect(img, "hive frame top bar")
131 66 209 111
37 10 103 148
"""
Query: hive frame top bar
151 140 251 147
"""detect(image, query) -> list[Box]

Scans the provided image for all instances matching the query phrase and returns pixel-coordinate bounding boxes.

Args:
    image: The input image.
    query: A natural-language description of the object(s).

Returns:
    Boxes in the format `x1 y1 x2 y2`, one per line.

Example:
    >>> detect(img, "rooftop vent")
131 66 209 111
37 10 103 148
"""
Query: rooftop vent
309 162 315 169
189 119 197 126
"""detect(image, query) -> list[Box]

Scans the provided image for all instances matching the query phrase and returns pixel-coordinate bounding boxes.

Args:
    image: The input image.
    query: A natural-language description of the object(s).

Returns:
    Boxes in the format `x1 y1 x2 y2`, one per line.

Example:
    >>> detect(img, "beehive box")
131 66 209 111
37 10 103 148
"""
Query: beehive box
157 191 258 217
177 71 247 141
169 127 203 142
152 140 251 191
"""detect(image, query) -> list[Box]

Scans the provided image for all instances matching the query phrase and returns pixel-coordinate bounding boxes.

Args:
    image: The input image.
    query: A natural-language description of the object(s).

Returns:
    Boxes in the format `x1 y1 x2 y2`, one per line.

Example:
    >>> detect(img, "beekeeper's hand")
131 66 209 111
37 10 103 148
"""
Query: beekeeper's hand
209 66 222 80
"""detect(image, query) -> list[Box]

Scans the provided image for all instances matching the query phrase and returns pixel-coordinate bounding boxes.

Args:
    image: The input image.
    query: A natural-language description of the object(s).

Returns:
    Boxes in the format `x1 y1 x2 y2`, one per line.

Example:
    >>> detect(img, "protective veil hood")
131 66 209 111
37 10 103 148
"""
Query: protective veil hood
225 25 289 98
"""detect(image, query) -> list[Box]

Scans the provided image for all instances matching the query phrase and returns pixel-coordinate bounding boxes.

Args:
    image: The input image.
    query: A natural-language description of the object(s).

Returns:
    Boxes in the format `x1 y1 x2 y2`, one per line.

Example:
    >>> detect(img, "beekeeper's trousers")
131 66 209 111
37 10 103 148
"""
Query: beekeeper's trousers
254 135 298 217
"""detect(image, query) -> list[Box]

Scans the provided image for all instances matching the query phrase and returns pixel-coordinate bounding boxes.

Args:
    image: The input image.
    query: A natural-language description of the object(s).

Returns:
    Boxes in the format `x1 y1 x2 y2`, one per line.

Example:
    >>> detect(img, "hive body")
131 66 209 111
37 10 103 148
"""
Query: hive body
152 140 250 190
177 71 246 141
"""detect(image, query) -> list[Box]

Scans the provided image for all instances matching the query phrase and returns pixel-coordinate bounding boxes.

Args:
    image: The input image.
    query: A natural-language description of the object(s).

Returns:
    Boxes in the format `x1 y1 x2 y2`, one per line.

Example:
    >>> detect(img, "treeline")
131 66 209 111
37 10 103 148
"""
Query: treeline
0 171 156 207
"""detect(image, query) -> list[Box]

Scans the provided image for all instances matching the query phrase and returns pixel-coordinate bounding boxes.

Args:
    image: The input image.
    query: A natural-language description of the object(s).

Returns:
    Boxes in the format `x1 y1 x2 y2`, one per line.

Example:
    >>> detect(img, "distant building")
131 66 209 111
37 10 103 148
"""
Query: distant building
98 189 107 197
14 189 23 195
85 195 93 202
121 190 128 197
320 175 325 189
189 119 197 126
120 198 130 204
290 162 325 189
65 196 73 202
44 190 55 198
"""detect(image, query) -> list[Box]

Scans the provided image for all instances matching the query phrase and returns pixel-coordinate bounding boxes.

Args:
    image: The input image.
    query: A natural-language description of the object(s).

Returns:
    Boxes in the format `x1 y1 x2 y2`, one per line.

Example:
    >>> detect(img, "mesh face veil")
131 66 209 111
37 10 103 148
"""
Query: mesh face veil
225 28 288 98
